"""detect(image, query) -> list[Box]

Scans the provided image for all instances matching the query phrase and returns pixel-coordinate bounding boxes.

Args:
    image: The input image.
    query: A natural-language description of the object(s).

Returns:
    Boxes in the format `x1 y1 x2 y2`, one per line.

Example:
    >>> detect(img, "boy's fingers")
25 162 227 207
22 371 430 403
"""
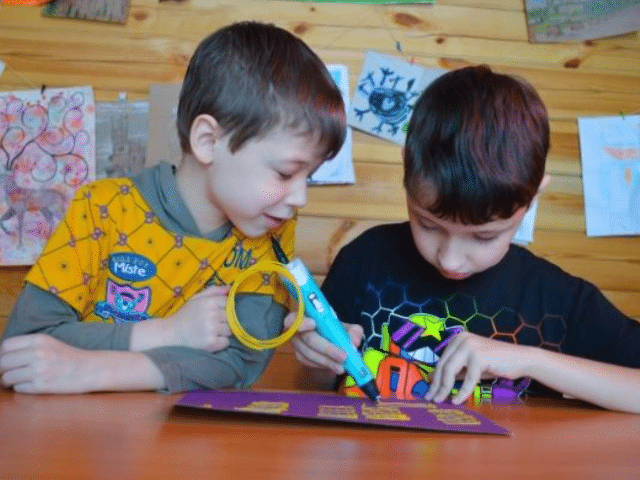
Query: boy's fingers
290 335 343 372
219 324 232 337
1 366 32 387
0 335 36 352
425 369 441 401
433 354 466 403
193 285 231 299
210 337 230 352
12 383 37 394
0 351 29 371
426 359 446 398
344 323 364 347
436 332 464 366
451 364 481 405
295 330 347 373
284 312 315 333
426 334 467 401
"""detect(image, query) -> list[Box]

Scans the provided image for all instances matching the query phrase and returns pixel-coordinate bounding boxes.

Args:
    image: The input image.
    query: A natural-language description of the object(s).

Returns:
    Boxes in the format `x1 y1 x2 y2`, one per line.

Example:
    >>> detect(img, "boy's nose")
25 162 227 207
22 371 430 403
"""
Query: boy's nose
285 177 308 208
437 236 465 271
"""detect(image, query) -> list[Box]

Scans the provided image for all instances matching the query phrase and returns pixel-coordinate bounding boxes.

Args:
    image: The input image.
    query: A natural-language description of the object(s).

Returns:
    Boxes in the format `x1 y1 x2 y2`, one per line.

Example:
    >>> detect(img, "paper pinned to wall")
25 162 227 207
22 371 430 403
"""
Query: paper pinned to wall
524 0 640 43
0 60 5 79
308 64 355 185
512 200 539 246
0 86 96 265
578 114 640 236
349 51 446 145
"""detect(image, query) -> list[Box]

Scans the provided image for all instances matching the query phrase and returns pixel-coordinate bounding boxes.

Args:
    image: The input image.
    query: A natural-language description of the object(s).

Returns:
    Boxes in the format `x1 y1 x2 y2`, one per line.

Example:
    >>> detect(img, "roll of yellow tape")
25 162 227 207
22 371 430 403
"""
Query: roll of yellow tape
226 261 304 350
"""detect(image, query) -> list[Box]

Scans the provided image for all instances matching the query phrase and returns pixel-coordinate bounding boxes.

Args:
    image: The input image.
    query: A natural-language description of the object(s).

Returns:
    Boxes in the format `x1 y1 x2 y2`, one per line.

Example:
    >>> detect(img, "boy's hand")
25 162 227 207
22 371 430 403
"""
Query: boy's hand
425 332 531 405
284 312 363 374
166 285 232 352
0 334 95 393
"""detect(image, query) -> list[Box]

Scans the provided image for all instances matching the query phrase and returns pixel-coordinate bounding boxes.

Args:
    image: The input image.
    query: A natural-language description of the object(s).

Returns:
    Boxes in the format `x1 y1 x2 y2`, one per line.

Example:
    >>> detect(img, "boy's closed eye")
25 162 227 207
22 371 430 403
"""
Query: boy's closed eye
417 220 439 231
473 233 500 242
275 165 301 180
276 171 295 180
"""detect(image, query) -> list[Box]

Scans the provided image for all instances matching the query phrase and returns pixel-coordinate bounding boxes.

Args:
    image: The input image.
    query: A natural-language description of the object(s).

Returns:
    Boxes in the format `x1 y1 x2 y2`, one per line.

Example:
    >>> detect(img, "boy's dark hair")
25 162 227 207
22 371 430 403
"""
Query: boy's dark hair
403 65 549 224
177 21 346 159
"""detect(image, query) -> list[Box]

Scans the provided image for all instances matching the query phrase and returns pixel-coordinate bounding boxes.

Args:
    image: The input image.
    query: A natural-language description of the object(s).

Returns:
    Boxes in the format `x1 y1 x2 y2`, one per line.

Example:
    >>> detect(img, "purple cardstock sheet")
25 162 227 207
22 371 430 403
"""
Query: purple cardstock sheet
175 390 510 436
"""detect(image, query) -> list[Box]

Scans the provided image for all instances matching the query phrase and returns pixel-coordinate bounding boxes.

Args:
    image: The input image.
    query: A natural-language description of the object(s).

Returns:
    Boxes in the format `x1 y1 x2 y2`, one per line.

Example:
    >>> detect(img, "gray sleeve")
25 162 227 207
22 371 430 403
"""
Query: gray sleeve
143 293 285 393
1 283 133 350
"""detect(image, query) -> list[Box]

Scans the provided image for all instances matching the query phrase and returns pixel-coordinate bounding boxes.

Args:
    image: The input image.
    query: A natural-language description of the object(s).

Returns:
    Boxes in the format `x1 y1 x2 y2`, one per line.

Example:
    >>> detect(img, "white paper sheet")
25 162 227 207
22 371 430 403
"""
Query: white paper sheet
309 64 355 185
578 114 640 236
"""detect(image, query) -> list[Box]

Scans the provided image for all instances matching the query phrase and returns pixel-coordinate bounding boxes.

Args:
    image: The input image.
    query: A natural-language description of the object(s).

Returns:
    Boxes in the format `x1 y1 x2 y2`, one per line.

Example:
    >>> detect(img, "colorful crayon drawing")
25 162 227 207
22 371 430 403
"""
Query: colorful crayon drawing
349 51 445 145
0 86 96 265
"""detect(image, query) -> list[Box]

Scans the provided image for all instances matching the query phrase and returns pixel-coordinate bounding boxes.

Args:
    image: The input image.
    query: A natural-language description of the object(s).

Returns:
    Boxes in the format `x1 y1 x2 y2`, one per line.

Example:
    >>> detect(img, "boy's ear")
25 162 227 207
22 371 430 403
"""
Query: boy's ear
538 174 551 194
189 114 225 165
529 174 551 207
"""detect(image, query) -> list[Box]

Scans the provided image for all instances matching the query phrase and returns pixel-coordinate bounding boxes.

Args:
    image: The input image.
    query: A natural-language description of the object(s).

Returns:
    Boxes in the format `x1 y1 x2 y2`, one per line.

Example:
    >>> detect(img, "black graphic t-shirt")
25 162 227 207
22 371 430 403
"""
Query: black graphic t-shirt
322 222 640 385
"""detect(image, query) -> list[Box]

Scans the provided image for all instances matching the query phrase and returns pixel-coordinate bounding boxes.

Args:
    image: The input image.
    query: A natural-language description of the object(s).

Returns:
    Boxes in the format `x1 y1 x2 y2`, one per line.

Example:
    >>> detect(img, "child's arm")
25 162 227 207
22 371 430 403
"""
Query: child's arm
0 290 283 393
119 293 285 392
0 334 165 393
2 284 134 350
3 283 233 353
128 285 232 352
425 332 640 414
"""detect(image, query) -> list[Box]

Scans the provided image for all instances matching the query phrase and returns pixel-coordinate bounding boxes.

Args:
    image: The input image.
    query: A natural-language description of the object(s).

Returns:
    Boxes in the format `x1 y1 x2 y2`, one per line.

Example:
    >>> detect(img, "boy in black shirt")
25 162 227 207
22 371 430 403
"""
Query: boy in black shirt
288 65 640 413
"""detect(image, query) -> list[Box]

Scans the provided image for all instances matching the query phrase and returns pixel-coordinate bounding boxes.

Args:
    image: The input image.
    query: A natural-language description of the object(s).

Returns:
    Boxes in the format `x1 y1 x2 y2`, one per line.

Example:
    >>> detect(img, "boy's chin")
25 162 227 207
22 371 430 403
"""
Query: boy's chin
233 221 274 238
438 269 472 281
235 226 268 238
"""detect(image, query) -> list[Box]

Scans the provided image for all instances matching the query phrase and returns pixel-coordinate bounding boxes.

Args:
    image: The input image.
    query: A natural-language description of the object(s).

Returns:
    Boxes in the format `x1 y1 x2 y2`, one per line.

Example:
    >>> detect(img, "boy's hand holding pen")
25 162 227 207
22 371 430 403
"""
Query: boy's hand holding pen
284 313 364 375
271 237 380 403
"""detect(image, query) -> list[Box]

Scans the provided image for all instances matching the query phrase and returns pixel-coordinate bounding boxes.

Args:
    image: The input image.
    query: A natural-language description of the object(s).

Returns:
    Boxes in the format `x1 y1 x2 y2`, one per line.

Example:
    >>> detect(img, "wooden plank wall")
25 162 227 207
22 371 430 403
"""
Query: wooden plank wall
0 0 639 391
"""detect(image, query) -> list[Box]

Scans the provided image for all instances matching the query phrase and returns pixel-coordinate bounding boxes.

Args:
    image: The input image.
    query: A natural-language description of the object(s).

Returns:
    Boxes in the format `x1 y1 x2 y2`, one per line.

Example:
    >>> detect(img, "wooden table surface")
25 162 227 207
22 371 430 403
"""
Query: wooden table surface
0 389 638 480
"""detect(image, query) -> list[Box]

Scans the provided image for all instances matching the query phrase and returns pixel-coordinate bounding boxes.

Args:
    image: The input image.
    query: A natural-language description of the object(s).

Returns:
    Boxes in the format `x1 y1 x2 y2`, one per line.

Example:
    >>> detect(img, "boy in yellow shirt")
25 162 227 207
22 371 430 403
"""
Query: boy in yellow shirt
0 21 346 393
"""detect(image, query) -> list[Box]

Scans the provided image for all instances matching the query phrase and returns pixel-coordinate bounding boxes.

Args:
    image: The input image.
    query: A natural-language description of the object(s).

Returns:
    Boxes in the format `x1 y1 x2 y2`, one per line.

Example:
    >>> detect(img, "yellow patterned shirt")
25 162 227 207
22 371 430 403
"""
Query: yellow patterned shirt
25 177 295 324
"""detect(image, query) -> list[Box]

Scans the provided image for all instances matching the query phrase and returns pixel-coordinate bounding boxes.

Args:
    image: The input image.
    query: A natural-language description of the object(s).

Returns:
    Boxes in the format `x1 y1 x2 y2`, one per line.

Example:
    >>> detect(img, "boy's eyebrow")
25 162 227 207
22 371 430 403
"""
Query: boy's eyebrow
415 209 512 234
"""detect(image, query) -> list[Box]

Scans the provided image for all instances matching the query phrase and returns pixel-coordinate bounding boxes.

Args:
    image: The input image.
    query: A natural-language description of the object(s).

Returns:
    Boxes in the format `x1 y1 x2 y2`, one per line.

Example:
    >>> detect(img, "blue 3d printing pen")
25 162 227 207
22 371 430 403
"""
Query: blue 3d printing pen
271 237 381 403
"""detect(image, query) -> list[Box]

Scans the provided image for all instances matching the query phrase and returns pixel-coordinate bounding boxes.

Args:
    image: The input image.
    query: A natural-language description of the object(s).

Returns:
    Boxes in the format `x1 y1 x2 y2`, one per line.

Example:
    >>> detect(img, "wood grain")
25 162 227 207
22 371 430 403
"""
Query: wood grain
0 388 639 480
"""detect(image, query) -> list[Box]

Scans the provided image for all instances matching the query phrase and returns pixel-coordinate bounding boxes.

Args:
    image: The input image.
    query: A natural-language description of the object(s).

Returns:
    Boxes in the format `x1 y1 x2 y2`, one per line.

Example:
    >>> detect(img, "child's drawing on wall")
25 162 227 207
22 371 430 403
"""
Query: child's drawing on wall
349 51 445 145
0 86 96 265
578 114 640 236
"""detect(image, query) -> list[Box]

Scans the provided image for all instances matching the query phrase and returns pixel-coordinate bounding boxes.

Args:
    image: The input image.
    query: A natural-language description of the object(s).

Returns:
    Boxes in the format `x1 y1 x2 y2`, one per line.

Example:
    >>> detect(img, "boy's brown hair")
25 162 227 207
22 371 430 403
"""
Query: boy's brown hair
403 65 549 224
177 21 346 160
